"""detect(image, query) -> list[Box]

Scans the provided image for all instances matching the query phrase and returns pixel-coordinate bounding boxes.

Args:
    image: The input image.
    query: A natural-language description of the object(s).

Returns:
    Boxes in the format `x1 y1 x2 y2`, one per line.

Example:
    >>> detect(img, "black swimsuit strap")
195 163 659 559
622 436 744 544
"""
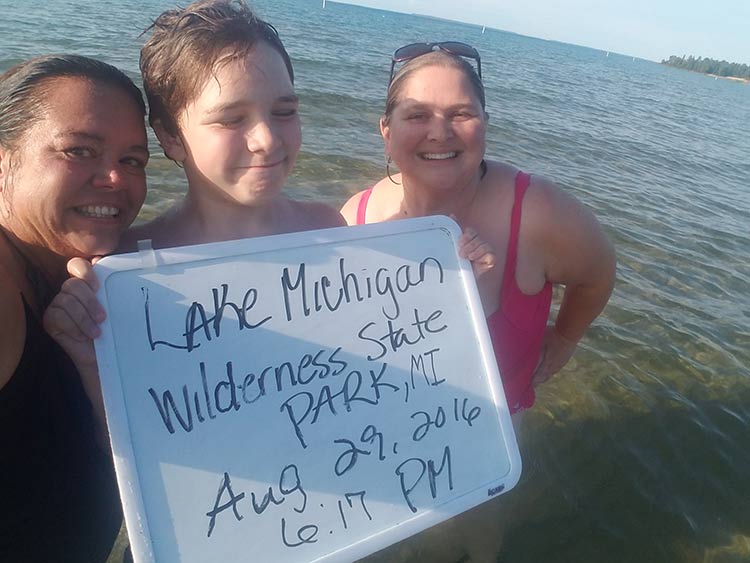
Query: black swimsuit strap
0 227 57 316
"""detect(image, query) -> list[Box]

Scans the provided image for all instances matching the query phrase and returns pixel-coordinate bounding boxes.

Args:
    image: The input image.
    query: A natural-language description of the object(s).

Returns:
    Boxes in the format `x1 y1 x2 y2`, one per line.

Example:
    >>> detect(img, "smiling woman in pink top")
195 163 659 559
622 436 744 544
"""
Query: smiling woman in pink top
341 43 616 414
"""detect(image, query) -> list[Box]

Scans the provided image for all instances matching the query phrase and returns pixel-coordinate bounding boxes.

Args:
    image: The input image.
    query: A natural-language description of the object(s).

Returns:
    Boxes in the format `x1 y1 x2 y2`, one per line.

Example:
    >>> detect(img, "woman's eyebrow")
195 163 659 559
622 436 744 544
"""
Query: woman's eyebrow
53 131 149 153
398 101 476 111
54 131 104 142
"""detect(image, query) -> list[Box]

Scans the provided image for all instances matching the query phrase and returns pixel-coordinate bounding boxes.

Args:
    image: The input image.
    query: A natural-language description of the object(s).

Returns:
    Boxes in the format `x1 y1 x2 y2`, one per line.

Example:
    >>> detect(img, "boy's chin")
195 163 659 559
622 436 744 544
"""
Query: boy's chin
228 183 286 206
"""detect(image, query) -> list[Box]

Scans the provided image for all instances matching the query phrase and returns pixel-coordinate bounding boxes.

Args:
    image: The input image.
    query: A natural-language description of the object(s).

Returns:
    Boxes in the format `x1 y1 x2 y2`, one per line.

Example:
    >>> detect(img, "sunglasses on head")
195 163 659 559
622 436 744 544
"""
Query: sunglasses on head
389 41 482 84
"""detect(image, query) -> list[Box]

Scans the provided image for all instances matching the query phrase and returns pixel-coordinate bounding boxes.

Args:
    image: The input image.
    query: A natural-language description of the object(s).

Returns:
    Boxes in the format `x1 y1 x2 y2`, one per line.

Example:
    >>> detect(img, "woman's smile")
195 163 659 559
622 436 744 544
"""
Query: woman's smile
74 204 122 219
420 151 459 160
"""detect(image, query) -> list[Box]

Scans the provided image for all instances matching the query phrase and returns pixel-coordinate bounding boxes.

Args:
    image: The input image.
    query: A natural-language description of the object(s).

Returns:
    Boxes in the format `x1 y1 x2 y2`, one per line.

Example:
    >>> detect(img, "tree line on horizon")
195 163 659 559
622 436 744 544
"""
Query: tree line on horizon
661 55 750 79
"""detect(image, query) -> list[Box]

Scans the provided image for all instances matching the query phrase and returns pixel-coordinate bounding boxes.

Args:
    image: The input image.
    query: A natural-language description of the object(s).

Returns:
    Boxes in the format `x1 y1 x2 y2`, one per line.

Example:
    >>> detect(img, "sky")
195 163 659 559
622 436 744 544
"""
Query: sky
336 0 750 64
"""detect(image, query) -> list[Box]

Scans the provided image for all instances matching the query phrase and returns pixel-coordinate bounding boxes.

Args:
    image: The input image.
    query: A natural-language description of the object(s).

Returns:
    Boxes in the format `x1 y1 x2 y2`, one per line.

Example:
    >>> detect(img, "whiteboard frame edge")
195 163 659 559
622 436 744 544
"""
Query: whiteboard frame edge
94 266 157 563
93 215 522 563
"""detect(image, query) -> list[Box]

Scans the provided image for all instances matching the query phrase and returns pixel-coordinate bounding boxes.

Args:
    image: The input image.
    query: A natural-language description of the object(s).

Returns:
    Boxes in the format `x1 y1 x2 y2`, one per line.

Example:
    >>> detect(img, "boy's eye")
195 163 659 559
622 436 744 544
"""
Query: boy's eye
272 107 298 118
407 113 427 120
217 116 244 127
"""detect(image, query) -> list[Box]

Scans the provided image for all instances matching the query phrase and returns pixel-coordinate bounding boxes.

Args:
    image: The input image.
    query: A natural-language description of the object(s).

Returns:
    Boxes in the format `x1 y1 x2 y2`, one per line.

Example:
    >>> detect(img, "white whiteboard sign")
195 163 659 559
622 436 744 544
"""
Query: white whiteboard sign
94 216 521 563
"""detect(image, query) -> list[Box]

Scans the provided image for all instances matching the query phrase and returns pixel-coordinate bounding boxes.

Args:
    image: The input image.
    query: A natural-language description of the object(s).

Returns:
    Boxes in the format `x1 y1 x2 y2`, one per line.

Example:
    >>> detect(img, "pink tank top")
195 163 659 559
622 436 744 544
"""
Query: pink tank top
355 171 552 413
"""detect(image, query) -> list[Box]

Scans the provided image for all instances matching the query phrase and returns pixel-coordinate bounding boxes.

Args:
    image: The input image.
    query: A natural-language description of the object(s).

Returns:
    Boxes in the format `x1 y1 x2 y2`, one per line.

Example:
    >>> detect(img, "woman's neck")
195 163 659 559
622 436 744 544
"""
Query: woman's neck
0 226 66 309
399 172 482 226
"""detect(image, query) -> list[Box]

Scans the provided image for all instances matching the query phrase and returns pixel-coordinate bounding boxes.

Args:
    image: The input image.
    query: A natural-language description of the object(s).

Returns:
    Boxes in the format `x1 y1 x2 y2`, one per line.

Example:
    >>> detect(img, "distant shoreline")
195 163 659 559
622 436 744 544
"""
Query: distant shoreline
663 66 750 85
707 74 749 84
661 55 750 84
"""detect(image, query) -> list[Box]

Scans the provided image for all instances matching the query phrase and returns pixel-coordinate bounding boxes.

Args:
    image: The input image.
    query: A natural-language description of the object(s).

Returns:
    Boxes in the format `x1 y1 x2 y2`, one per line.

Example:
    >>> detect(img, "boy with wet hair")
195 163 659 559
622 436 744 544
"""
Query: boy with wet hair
122 0 345 250
140 0 293 137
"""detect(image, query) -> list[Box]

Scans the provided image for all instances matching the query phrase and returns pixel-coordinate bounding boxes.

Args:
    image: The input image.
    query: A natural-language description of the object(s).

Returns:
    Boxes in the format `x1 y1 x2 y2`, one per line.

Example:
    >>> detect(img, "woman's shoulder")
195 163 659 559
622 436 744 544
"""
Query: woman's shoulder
479 162 589 250
483 160 518 181
511 170 613 281
521 172 591 233
340 189 369 225
0 266 27 390
340 177 401 225
340 180 382 225
482 162 569 222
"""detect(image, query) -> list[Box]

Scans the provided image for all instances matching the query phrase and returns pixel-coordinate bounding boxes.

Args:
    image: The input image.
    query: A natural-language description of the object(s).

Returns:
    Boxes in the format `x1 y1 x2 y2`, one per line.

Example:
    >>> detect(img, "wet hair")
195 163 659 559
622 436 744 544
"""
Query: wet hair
0 54 145 151
140 0 294 135
383 50 486 125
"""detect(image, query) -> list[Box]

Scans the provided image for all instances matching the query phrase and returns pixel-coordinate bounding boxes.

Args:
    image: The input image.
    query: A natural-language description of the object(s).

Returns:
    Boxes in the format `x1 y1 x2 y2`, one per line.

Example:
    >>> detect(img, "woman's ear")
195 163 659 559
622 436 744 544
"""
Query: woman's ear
380 117 392 154
0 145 13 217
0 145 9 194
152 119 187 163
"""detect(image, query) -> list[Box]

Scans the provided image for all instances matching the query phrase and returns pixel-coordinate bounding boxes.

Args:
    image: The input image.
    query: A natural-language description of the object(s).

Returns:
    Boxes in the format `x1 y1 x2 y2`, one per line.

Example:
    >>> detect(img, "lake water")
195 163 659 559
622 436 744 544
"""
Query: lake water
1 0 749 561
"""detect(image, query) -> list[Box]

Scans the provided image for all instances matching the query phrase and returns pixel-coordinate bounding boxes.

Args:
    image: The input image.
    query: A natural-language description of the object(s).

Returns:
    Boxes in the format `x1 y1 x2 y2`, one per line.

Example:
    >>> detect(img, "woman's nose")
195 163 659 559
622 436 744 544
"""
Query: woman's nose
426 116 453 142
91 161 125 189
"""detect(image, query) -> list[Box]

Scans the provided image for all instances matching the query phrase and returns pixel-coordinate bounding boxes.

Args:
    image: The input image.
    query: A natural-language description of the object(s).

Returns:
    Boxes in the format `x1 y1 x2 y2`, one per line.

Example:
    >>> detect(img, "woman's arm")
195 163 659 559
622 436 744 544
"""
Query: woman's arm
43 257 109 447
525 178 616 383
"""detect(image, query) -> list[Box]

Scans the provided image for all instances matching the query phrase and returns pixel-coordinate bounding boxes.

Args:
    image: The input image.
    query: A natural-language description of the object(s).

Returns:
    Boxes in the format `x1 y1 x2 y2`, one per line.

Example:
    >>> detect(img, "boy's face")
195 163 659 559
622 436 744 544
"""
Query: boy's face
173 41 301 206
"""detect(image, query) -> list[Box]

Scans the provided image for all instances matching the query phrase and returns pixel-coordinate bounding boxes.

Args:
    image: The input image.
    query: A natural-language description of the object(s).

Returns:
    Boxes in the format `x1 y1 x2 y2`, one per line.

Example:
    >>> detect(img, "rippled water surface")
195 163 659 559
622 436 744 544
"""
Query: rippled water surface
1 0 748 561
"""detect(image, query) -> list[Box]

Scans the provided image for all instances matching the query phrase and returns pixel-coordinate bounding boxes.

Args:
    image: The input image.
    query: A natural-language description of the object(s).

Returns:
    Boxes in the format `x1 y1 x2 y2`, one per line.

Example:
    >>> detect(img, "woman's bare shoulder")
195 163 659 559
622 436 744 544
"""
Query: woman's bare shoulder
340 189 369 225
471 161 520 219
342 176 405 225
523 173 592 229
521 173 614 282
484 160 519 178
339 177 390 225
0 269 26 390
478 161 523 203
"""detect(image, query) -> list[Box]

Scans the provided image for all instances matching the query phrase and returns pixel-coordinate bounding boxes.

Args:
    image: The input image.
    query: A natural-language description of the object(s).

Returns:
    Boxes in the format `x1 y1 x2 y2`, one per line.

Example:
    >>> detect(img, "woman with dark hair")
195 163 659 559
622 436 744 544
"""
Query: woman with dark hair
342 44 616 416
0 54 149 562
